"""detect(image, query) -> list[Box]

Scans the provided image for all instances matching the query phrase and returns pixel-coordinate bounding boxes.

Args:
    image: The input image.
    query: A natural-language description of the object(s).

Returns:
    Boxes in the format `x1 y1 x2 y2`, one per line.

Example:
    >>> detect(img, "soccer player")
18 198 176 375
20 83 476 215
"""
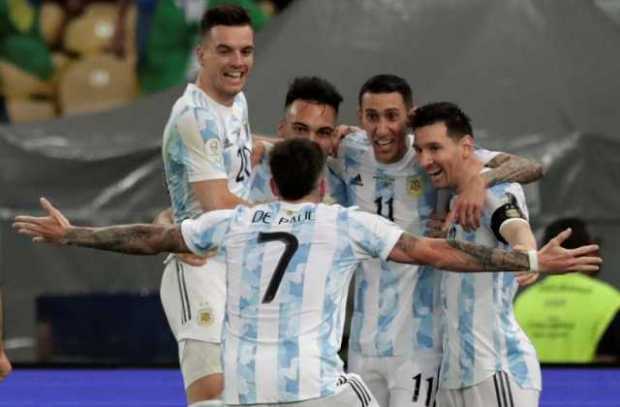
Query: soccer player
248 76 346 205
159 5 255 405
14 139 600 407
411 102 546 407
328 74 543 407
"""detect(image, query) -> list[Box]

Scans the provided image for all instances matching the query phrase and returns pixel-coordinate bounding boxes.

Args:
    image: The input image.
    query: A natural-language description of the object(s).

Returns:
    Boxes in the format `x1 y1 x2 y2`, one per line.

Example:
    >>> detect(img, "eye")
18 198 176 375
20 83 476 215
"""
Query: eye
292 124 308 134
386 111 400 121
413 146 422 154
366 112 379 122
317 129 334 138
241 47 254 57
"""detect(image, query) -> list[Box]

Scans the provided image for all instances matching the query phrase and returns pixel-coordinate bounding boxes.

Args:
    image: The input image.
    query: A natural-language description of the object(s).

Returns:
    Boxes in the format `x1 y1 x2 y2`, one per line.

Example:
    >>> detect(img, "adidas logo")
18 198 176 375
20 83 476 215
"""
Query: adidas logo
223 138 233 148
350 174 363 186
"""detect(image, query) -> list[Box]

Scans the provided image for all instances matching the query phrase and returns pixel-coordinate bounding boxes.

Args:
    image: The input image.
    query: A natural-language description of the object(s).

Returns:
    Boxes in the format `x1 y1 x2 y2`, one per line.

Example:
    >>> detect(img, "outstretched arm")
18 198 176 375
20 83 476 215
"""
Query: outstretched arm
387 229 601 274
13 198 190 256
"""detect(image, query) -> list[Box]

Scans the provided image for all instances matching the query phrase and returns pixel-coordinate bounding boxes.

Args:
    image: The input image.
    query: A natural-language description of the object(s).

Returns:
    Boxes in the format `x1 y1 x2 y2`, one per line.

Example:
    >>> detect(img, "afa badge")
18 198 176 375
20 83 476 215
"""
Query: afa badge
198 305 214 327
407 176 424 197
205 139 223 166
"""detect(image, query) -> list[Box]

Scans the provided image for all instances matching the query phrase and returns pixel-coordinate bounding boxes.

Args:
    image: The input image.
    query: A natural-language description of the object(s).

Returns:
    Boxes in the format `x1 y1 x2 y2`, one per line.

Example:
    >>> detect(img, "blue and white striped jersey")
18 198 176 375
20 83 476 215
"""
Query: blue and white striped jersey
162 83 253 223
439 180 541 391
248 142 348 205
181 202 403 404
329 131 500 358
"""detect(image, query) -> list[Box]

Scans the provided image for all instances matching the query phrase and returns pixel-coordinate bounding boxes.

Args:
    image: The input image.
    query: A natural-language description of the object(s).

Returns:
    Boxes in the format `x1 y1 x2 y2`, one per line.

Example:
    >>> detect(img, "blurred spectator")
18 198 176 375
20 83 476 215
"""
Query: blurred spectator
515 218 620 363
138 0 270 94
0 0 54 79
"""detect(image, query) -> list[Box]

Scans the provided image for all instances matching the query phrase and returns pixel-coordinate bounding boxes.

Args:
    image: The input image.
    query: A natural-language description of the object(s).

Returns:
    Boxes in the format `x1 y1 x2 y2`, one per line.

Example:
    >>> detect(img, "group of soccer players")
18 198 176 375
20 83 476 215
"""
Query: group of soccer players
13 5 603 407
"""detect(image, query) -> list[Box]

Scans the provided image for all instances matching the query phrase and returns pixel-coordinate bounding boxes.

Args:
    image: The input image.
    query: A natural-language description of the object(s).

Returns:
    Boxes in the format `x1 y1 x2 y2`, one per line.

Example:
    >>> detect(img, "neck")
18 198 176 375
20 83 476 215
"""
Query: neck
281 189 322 205
196 72 235 107
455 157 483 193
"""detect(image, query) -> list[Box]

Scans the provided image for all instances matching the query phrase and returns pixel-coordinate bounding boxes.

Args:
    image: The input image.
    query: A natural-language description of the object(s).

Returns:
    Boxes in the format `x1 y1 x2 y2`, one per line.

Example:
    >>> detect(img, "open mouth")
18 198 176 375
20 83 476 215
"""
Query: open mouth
374 139 394 147
223 71 244 81
427 168 443 181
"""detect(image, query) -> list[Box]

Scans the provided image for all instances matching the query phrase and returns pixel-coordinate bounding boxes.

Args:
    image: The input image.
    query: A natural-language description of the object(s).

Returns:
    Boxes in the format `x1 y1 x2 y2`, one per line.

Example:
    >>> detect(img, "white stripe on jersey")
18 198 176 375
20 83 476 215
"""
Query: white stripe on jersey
181 202 403 404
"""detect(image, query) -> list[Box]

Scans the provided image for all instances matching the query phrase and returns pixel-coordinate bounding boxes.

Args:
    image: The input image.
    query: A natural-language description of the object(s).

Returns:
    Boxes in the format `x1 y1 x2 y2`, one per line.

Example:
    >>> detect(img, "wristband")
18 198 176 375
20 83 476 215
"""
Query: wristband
527 250 539 273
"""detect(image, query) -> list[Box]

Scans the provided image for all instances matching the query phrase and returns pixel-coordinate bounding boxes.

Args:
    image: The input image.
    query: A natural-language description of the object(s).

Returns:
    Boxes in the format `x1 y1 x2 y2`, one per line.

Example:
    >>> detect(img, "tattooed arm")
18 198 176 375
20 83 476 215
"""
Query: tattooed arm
63 224 189 255
387 229 602 274
13 198 191 256
482 153 543 186
452 153 543 230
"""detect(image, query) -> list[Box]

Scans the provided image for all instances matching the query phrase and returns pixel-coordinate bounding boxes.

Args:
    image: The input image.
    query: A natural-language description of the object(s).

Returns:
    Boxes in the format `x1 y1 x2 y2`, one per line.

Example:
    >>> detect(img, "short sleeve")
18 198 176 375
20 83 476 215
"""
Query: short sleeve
176 107 228 182
486 183 530 242
347 209 403 261
181 209 234 256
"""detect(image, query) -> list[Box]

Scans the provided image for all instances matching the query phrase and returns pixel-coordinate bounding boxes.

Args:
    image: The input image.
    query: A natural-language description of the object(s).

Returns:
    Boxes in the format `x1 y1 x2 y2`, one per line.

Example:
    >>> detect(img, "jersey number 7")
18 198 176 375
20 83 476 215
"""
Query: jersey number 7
258 231 299 303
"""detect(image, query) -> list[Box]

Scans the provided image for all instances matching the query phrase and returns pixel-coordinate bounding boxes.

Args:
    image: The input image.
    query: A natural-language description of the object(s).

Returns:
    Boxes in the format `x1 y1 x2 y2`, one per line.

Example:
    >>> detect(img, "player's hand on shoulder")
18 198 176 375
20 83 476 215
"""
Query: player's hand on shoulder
177 252 210 267
331 125 361 157
425 211 453 238
251 139 267 169
538 228 602 273
453 174 486 231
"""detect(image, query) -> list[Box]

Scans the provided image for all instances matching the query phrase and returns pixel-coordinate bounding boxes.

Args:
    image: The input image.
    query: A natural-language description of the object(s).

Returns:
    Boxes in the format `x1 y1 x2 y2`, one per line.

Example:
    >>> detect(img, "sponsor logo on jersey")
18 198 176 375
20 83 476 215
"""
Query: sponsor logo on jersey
407 176 424 197
373 174 395 185
350 174 363 186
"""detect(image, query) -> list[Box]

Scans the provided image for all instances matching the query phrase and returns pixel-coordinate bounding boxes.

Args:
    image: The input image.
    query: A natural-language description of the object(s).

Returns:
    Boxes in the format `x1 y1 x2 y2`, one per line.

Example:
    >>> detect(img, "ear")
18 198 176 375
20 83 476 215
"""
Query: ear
461 135 475 157
276 119 286 139
196 45 205 67
269 178 280 198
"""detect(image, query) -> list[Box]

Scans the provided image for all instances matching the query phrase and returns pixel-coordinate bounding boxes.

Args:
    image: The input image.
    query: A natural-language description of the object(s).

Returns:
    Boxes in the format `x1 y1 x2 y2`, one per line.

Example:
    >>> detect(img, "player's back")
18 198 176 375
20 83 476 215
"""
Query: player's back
207 201 401 404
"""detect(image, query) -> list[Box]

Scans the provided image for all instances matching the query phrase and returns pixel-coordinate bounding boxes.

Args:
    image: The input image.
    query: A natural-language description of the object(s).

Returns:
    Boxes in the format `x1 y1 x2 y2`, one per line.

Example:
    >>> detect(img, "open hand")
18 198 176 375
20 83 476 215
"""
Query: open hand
13 198 72 244
538 228 602 273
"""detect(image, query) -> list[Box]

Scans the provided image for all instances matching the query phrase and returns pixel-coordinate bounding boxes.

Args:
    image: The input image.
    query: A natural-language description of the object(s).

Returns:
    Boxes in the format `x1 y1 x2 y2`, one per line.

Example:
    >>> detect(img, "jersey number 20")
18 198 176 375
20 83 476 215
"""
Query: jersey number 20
257 231 299 303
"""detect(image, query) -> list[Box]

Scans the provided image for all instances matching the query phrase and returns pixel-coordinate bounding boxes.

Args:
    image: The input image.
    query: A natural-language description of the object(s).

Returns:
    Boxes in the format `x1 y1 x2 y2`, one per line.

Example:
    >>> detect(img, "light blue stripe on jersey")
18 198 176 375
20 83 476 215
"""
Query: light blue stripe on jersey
374 168 398 356
164 126 192 221
413 265 436 349
277 204 315 400
500 271 532 387
236 208 268 404
457 231 477 386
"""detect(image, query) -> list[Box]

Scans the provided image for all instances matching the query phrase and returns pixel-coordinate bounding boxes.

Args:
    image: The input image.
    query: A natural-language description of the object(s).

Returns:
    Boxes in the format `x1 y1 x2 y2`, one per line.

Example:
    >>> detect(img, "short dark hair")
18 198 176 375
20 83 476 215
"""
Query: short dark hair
269 138 326 200
543 218 593 249
200 5 252 36
409 102 473 141
284 76 343 113
358 74 413 109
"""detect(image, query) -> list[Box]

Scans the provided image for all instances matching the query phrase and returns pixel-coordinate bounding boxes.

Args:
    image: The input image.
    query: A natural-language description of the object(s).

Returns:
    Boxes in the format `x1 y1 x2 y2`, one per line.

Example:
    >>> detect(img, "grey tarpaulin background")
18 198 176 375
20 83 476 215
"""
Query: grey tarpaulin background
1 0 619 362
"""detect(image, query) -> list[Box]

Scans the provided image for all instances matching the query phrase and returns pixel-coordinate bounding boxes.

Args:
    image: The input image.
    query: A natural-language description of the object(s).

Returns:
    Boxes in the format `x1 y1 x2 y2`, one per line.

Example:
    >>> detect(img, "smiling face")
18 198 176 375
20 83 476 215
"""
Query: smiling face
279 100 337 156
413 122 474 189
196 24 254 105
359 92 409 164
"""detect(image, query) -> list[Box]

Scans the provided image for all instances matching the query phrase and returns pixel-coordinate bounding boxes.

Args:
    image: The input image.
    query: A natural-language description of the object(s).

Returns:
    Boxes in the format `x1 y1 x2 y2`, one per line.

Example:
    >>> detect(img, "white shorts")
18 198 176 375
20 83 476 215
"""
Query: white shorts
241 373 379 407
160 254 226 342
160 255 226 388
179 339 223 389
348 351 441 407
436 371 540 407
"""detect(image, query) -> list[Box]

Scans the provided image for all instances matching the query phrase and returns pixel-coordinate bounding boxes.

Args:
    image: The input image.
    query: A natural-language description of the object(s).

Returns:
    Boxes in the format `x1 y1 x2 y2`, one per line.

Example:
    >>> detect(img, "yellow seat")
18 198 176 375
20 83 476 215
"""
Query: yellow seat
6 98 56 123
58 53 137 115
40 1 66 46
63 3 136 57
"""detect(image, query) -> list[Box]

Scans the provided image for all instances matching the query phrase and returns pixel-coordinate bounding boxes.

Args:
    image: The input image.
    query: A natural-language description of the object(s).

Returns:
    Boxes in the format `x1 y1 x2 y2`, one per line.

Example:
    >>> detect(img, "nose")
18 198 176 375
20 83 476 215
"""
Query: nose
375 117 389 136
230 50 244 66
417 150 433 170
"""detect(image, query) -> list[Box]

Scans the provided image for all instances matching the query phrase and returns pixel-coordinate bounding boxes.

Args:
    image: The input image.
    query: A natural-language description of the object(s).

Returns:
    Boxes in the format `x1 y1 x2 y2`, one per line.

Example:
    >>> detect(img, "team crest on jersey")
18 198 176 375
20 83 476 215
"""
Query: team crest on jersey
198 305 214 327
407 176 424 197
205 139 223 165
